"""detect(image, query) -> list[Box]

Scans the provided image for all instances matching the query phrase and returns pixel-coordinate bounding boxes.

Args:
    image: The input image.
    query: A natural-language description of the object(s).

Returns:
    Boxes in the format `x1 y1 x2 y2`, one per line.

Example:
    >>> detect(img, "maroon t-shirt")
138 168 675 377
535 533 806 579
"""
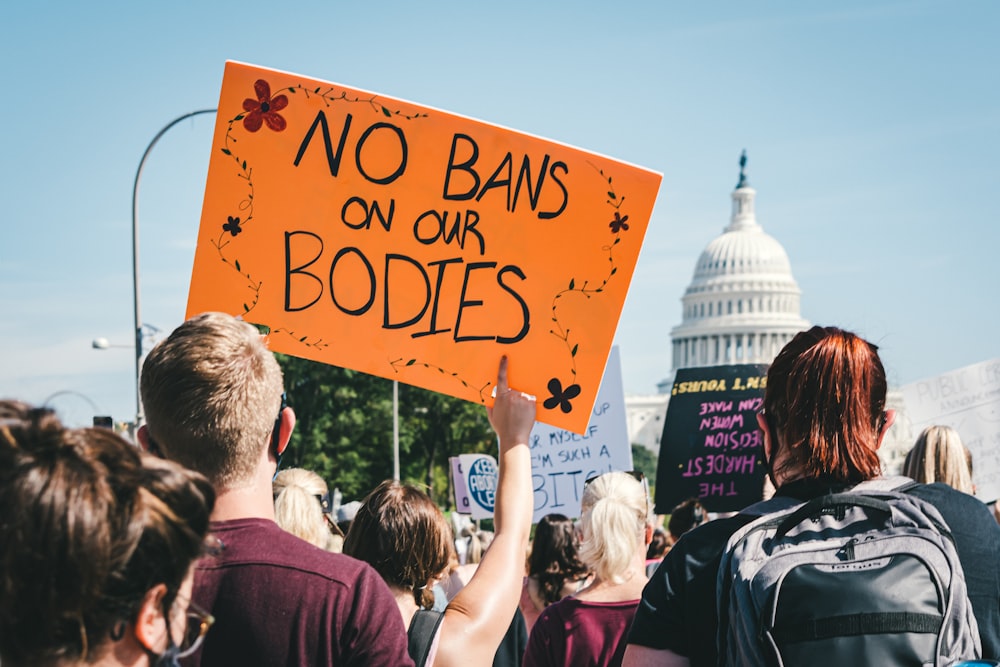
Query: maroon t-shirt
523 596 639 667
186 518 413 667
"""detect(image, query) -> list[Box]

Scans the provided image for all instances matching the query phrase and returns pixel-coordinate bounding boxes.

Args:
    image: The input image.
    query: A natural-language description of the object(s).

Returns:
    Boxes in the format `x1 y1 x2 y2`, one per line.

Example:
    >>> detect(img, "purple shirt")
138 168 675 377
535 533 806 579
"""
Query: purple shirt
186 518 413 667
523 597 639 667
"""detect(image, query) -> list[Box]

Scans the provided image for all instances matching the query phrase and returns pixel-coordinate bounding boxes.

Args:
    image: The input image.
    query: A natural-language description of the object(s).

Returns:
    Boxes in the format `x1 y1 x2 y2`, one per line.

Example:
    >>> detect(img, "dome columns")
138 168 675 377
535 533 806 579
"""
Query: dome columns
673 331 799 368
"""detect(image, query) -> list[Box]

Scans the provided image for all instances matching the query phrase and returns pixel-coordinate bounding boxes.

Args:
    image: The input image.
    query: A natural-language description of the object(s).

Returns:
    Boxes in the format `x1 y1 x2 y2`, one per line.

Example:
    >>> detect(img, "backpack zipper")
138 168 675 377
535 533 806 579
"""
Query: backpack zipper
836 537 857 561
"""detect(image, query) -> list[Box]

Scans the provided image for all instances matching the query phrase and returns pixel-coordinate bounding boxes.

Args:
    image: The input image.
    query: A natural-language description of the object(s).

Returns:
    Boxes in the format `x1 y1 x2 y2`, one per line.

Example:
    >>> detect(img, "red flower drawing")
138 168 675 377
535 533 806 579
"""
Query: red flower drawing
242 79 288 133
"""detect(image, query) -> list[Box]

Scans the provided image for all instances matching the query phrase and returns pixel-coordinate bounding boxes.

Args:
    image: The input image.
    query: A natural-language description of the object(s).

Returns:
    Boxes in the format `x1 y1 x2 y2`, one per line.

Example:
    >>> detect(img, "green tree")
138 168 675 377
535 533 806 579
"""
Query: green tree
278 354 395 500
277 354 497 506
631 443 659 499
397 382 496 505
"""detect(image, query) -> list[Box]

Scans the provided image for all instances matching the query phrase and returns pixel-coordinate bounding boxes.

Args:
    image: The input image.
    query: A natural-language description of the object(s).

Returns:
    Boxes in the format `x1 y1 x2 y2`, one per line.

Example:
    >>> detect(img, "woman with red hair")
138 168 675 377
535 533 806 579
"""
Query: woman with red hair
623 326 1000 667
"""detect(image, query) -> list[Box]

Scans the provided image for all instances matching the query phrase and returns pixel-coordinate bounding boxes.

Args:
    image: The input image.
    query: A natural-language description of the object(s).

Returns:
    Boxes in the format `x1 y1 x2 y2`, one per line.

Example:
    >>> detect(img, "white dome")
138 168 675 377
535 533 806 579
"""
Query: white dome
663 154 810 385
692 224 794 287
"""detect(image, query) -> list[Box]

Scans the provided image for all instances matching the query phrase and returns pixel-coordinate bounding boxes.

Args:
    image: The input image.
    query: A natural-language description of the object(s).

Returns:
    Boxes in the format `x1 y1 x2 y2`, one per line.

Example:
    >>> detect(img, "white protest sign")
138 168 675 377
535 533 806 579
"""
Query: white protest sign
528 346 632 523
451 453 499 520
901 358 1000 503
450 456 471 514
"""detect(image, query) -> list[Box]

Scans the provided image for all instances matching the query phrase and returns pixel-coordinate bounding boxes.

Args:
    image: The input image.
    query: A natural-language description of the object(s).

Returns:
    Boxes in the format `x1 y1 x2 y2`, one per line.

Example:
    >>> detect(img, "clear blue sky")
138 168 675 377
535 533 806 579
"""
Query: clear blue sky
2 1 997 427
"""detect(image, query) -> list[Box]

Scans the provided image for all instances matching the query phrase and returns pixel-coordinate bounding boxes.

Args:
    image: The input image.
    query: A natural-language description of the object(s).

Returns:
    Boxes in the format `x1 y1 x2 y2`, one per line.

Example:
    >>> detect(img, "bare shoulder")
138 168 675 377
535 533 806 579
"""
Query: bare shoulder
622 644 691 667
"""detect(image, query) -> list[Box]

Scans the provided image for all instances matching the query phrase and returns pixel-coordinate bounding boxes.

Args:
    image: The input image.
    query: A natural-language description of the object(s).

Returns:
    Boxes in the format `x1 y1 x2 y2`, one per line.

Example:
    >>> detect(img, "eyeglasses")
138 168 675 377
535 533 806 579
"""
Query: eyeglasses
315 491 332 514
584 469 645 487
325 512 345 538
584 470 651 517
177 600 215 659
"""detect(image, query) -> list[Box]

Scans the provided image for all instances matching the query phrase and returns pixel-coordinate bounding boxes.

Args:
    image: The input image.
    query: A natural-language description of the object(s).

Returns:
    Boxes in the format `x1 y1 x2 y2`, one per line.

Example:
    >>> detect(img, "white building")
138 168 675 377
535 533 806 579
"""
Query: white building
663 153 810 381
626 153 910 471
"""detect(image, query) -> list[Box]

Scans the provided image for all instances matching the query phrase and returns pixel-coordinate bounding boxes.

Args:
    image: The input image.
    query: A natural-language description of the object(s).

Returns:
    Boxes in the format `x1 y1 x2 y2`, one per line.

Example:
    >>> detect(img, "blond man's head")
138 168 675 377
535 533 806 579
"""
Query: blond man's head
140 312 284 490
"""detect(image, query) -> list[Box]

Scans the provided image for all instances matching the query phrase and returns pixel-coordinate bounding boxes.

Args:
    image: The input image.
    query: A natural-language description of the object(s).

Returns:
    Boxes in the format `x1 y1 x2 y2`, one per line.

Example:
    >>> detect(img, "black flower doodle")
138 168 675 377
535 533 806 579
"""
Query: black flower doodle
546 165 630 401
222 216 243 236
609 211 629 233
543 377 582 414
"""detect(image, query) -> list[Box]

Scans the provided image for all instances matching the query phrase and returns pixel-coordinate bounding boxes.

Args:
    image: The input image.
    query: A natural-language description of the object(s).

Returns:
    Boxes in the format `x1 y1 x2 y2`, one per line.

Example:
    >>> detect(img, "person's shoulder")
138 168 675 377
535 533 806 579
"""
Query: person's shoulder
531 597 571 634
668 512 753 561
206 517 374 583
908 481 985 510
907 482 1000 530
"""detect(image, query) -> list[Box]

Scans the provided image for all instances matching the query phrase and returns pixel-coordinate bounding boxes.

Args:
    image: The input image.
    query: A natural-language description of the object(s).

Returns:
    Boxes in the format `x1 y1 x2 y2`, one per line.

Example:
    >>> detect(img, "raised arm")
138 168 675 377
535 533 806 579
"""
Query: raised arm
435 356 535 667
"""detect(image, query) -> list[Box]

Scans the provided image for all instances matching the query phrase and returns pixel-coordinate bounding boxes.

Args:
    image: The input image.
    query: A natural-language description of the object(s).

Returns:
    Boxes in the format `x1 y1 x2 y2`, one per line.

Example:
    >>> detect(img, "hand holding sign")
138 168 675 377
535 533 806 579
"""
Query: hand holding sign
488 355 537 449
485 354 534 537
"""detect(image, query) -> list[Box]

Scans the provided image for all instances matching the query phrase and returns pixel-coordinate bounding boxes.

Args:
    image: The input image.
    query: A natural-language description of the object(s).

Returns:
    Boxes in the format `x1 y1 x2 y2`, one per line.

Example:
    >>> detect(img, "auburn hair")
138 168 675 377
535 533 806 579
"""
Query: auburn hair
763 326 885 483
342 480 453 609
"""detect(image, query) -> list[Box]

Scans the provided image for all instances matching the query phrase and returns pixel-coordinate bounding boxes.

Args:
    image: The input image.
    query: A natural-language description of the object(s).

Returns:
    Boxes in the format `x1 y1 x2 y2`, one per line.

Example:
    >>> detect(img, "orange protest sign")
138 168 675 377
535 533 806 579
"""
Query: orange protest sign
187 61 662 433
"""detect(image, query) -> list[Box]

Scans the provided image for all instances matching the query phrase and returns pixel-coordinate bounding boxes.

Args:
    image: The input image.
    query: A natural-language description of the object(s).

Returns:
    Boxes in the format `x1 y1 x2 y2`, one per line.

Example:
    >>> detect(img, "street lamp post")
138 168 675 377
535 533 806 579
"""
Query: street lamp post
393 380 400 481
42 390 101 418
131 109 216 426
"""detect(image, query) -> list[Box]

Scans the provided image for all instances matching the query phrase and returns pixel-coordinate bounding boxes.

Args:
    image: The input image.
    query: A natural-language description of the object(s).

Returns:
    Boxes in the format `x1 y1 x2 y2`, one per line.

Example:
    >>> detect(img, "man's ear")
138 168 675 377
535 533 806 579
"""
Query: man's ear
133 583 169 653
275 407 296 455
137 425 153 453
875 409 897 450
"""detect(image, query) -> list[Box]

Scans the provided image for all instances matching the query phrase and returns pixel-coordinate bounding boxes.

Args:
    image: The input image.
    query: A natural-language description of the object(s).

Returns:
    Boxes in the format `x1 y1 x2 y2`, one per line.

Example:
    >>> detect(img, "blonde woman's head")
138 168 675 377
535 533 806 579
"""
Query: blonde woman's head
577 471 652 584
902 425 974 495
273 468 337 551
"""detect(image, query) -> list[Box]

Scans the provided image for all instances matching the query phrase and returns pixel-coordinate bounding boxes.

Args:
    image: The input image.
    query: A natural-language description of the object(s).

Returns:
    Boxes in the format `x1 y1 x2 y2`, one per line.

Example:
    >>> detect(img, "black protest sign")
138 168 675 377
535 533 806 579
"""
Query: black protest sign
654 364 768 514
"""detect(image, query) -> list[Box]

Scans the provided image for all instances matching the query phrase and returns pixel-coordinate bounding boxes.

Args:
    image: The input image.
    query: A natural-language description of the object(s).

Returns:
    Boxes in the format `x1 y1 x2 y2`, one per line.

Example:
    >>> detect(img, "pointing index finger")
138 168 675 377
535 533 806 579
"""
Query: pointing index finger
496 355 509 394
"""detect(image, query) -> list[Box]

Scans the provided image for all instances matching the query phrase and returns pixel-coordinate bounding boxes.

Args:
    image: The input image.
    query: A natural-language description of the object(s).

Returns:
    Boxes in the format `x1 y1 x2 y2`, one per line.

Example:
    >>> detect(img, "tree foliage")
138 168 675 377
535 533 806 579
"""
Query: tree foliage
277 354 496 506
631 443 660 498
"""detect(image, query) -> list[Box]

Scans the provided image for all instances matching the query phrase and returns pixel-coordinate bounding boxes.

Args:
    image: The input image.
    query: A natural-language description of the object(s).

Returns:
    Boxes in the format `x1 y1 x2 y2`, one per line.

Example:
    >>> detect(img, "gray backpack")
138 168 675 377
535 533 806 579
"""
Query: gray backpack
716 477 981 667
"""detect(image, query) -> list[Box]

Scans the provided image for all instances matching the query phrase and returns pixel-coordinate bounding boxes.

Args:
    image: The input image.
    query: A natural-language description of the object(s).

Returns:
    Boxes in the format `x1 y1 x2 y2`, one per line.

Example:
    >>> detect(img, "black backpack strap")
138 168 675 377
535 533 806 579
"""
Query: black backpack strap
772 611 943 644
408 609 445 667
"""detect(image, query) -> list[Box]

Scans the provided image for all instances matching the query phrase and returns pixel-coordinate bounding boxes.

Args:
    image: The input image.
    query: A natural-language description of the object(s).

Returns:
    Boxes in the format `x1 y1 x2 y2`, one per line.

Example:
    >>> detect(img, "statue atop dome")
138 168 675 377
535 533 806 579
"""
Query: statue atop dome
736 149 750 189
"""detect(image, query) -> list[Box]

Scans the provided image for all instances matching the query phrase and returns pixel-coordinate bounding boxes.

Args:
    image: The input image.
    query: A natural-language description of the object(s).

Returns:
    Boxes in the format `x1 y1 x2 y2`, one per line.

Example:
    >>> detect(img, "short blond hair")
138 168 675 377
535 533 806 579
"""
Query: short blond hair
140 312 284 490
577 471 652 584
902 425 974 495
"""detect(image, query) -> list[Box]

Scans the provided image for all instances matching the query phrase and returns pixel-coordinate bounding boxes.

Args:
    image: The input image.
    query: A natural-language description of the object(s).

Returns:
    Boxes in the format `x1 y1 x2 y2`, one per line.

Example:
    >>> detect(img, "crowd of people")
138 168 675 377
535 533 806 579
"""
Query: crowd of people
3 315 999 667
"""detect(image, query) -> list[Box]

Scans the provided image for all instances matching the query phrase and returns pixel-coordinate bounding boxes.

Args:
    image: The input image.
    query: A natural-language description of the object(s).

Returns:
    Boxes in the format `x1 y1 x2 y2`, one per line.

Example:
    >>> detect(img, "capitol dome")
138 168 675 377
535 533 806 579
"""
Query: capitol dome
665 152 810 380
633 154 909 465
